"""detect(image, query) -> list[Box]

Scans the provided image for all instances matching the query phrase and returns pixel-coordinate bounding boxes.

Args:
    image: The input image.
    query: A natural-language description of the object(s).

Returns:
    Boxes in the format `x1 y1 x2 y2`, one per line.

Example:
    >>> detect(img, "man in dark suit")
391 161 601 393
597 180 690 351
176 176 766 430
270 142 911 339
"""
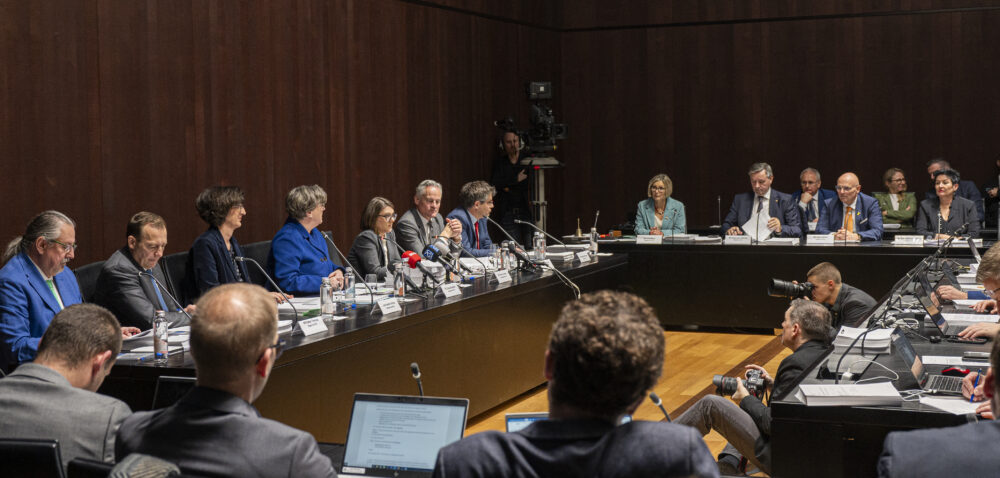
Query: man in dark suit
878 334 1000 477
433 290 718 478
675 299 833 475
791 167 837 233
446 180 496 257
394 179 463 254
721 162 802 239
925 158 984 222
0 304 131 472
816 172 884 241
805 261 876 328
115 283 336 477
94 212 194 330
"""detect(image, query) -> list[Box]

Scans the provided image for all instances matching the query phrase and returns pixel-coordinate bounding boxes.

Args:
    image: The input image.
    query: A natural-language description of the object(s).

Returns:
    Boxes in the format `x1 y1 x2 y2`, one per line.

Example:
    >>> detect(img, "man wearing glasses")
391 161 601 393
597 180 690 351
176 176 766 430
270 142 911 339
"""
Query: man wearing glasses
791 168 837 233
116 283 336 477
447 180 497 257
0 210 84 372
816 172 884 241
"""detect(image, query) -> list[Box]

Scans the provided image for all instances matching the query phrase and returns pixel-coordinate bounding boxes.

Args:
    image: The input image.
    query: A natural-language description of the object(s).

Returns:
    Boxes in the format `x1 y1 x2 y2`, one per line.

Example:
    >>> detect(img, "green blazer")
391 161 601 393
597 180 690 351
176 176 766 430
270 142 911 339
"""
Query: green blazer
873 191 917 225
635 197 686 235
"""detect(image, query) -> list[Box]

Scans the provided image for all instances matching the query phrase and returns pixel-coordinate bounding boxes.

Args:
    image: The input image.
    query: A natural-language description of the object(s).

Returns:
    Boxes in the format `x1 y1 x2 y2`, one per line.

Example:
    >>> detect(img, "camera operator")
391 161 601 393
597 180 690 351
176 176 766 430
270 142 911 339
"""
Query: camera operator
491 131 533 246
675 299 833 475
803 262 876 329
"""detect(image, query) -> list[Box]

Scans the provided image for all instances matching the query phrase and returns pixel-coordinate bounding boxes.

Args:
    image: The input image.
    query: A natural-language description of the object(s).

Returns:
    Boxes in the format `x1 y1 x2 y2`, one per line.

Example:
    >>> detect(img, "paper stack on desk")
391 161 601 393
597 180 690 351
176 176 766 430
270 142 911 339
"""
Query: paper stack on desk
941 312 1000 324
833 326 894 353
795 382 902 406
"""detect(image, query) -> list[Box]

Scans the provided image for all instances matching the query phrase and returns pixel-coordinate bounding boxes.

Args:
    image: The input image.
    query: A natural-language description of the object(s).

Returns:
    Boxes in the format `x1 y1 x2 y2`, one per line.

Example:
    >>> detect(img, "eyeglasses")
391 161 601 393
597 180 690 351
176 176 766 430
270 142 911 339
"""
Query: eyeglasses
984 287 999 300
835 186 856 192
379 213 398 221
260 338 286 361
48 239 78 253
650 186 666 191
890 178 906 183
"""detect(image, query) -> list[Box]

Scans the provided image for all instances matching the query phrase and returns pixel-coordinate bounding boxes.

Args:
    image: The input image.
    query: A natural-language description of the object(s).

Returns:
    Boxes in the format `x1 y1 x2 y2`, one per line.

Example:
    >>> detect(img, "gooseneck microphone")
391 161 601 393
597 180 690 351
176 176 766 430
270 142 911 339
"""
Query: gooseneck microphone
410 362 424 396
137 271 192 320
422 241 466 280
513 219 566 246
320 231 375 298
233 257 299 327
649 392 672 422
381 236 433 293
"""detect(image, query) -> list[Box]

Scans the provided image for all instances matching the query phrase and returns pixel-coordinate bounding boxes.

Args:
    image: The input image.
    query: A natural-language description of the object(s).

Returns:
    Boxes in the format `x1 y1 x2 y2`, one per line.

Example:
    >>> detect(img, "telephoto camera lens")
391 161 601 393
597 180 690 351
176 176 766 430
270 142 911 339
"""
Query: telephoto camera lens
768 279 813 300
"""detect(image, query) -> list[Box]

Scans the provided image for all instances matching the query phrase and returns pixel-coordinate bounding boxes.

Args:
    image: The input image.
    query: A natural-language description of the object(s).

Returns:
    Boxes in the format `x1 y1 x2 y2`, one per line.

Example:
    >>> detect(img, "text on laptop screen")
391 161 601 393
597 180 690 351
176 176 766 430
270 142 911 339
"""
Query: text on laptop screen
343 398 467 472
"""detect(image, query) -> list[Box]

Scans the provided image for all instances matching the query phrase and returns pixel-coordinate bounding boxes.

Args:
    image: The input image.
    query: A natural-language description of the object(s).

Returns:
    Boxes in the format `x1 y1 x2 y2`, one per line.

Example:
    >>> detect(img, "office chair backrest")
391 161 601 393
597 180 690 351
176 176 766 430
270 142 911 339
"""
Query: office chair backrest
67 457 113 478
74 260 106 303
239 240 272 286
0 438 65 478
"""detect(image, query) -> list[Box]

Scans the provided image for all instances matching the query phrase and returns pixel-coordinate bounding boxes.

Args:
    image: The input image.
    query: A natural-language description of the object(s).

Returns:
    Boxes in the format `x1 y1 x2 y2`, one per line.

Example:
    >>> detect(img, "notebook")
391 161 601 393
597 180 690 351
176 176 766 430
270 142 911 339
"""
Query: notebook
339 393 469 478
889 329 963 395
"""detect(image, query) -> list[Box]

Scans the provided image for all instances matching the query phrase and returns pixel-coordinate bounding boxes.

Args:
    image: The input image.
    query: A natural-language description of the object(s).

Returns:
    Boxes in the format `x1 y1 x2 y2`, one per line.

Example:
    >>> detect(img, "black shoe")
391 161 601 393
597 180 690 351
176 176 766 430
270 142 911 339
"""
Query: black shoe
717 454 745 476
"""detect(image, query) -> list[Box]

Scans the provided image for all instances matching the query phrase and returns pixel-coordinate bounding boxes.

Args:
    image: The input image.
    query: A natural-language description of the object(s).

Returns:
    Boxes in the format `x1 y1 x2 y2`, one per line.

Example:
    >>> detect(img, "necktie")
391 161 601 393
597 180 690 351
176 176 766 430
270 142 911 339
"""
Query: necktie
426 220 433 245
474 222 480 249
45 279 64 310
845 206 855 233
147 269 169 311
805 200 816 222
757 196 766 214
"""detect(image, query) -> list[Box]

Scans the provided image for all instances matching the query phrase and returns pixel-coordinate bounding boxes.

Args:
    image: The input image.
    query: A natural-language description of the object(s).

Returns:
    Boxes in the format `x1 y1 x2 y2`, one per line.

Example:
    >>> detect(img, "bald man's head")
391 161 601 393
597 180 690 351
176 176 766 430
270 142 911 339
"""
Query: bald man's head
835 172 861 205
190 283 278 385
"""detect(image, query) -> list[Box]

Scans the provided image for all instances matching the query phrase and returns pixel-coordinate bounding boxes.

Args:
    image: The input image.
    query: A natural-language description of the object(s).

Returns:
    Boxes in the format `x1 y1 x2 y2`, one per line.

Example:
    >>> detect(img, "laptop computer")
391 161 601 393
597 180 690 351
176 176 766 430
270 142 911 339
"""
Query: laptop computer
504 412 548 432
914 278 969 337
151 375 196 409
889 329 963 395
339 393 469 478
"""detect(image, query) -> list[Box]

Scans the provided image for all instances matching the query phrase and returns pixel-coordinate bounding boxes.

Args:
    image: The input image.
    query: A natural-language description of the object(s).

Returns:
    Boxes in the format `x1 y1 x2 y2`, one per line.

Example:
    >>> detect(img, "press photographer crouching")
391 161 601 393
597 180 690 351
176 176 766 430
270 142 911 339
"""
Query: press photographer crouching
675 299 833 475
770 262 876 329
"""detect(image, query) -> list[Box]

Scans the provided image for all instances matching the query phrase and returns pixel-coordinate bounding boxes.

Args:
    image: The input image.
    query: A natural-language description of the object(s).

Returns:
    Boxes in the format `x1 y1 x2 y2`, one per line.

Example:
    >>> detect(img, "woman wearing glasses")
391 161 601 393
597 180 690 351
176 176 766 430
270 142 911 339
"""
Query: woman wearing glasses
347 197 402 281
915 169 980 238
634 173 686 235
873 168 917 226
268 185 345 296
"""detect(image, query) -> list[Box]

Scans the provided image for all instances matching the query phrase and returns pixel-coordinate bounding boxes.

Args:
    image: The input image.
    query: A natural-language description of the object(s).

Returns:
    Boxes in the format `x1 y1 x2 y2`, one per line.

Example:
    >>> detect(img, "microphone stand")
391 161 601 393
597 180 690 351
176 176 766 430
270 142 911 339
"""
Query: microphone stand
486 216 538 273
136 271 192 321
514 218 565 247
233 257 300 330
381 236 431 297
320 231 376 299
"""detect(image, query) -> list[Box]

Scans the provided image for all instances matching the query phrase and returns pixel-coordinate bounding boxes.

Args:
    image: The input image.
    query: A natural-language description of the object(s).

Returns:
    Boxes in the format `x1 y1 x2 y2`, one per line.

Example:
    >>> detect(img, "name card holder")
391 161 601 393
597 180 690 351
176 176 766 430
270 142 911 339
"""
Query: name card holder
806 234 834 245
296 317 328 336
576 251 592 263
492 269 513 284
894 235 924 246
437 283 462 298
724 235 752 245
636 235 663 245
375 297 402 314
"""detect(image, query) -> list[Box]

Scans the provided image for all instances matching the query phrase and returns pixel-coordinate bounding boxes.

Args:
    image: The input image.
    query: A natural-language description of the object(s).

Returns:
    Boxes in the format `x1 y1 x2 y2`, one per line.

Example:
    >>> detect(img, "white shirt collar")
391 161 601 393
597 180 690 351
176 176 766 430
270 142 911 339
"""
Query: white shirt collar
758 189 772 201
28 255 56 281
841 195 859 211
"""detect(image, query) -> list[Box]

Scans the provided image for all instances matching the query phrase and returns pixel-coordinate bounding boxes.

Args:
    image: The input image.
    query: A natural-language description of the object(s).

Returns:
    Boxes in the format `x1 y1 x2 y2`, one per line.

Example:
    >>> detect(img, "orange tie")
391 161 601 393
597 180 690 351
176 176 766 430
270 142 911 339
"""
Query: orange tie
845 206 854 233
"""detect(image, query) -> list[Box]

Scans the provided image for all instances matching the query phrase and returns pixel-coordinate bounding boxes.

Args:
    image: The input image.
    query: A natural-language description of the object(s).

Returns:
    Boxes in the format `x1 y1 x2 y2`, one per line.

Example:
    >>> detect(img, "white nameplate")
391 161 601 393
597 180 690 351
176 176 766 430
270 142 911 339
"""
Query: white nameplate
636 235 663 245
493 269 512 283
438 283 462 298
375 297 402 314
895 235 924 246
297 317 328 336
807 234 834 245
576 251 592 263
724 235 752 245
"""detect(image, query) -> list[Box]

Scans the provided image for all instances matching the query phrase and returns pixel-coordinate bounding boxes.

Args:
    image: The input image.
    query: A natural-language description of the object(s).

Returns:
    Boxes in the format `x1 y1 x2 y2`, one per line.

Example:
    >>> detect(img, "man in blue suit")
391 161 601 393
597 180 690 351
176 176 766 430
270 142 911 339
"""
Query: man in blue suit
446 180 496 257
925 158 984 222
721 162 802 239
816 172 884 241
791 168 837 233
0 211 84 371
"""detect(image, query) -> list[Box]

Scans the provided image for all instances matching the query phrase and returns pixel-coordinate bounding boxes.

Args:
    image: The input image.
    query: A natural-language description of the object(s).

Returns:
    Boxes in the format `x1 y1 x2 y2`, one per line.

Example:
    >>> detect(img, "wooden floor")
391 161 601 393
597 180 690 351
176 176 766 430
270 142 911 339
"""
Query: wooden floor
466 329 791 469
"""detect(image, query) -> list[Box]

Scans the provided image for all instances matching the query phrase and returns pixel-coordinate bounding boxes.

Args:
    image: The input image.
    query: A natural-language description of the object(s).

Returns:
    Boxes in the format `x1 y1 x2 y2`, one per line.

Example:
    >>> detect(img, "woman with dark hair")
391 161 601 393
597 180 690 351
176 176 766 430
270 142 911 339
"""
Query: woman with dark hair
915 169 980 238
347 197 402 281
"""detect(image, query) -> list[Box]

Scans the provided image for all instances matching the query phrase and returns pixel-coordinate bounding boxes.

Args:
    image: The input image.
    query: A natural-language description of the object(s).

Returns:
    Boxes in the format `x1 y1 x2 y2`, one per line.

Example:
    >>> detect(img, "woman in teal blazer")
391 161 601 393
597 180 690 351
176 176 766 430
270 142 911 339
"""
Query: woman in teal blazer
635 173 686 235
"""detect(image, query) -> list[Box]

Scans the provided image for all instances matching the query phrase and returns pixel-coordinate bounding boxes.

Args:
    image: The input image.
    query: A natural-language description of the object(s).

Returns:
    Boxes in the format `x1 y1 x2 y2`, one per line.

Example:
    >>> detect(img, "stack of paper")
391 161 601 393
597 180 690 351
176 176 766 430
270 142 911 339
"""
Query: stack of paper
795 382 903 406
544 251 575 262
957 273 978 284
833 326 894 353
941 312 1000 325
762 237 800 246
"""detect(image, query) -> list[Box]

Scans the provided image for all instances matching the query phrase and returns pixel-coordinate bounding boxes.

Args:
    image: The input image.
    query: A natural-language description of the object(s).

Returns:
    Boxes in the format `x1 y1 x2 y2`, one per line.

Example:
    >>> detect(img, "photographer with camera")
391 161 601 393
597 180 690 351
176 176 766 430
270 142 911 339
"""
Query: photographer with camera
801 262 876 329
675 299 833 475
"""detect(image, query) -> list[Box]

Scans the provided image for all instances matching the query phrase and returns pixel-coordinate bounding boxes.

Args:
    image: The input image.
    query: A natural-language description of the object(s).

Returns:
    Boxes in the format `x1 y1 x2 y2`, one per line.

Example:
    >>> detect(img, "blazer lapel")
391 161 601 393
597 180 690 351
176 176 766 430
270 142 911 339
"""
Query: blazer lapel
21 256 62 314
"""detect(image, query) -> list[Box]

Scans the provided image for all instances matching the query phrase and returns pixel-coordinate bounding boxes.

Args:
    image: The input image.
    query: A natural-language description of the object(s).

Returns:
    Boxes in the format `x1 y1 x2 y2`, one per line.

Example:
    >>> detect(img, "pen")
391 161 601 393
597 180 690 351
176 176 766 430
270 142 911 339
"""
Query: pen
971 368 981 403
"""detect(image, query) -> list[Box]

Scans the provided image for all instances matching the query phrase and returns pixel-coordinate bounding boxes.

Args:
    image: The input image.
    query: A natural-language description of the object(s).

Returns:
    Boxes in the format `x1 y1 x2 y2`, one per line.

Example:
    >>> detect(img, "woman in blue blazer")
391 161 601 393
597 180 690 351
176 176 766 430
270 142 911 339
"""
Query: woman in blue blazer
634 174 686 235
268 185 344 296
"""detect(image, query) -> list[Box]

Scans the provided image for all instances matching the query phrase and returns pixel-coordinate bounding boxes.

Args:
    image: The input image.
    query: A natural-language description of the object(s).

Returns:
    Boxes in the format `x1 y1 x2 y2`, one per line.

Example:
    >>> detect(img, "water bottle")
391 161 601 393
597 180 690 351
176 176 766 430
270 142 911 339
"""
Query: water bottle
393 263 406 297
320 277 334 317
533 232 546 260
152 310 168 365
589 227 599 255
344 267 356 307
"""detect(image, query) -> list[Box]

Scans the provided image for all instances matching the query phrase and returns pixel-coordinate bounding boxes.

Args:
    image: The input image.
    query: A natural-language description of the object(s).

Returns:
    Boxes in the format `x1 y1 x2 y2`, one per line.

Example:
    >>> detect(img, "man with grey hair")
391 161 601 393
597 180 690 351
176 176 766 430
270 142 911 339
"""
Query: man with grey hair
394 179 463 254
791 168 836 231
447 180 497 257
675 299 832 475
0 211 84 371
925 158 983 222
721 163 802 238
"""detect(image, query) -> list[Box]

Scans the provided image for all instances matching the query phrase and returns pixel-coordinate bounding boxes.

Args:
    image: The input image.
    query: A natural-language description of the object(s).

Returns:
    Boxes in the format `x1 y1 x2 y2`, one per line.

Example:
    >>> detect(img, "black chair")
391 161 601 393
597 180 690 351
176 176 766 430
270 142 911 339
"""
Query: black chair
74 260 106 303
159 251 188 305
322 230 345 268
67 458 112 478
0 438 65 478
239 240 272 287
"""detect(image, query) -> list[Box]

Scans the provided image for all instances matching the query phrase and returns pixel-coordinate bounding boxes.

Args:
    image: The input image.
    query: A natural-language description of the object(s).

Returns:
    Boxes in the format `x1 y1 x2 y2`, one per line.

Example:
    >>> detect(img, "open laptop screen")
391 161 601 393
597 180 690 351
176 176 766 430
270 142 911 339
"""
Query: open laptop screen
890 329 927 385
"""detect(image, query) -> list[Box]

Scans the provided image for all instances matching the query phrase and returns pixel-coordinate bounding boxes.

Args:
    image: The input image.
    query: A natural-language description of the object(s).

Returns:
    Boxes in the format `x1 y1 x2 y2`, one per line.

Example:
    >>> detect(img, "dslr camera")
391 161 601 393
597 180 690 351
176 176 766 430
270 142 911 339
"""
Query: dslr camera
768 278 813 300
713 369 766 398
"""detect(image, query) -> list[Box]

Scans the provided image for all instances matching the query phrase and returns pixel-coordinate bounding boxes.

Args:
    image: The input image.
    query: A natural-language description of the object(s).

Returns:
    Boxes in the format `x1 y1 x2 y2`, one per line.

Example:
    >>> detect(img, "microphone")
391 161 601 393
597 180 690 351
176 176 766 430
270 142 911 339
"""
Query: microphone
422 242 466 280
137 271 192 321
506 241 541 272
592 210 600 230
648 392 672 422
485 216 522 249
381 236 436 290
320 231 375 298
233 257 299 328
514 219 566 247
410 362 424 396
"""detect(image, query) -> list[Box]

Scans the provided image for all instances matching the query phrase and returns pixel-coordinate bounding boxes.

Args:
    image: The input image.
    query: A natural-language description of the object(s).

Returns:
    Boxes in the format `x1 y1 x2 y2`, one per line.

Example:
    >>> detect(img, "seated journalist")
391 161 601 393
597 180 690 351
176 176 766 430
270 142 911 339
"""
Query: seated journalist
675 299 833 475
721 162 801 238
347 196 403 281
394 179 463 254
446 180 496 257
115 283 336 477
433 290 719 478
94 212 194 329
267 185 344 296
915 168 980 239
816 172 884 241
872 168 917 226
634 173 686 235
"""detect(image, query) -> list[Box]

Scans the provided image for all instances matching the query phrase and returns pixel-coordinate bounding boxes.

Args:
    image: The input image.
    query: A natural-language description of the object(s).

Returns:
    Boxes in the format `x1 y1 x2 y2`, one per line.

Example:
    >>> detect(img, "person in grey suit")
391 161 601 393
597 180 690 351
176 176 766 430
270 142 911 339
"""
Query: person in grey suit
915 168 981 238
347 196 403 281
393 179 463 254
432 290 719 478
878 335 1000 477
115 283 336 477
0 303 131 471
93 212 194 330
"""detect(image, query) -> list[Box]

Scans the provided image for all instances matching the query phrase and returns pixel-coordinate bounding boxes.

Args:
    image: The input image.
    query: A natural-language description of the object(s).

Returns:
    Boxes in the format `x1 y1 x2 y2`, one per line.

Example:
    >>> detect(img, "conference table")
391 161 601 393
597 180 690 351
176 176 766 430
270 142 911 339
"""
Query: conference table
101 253 628 442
